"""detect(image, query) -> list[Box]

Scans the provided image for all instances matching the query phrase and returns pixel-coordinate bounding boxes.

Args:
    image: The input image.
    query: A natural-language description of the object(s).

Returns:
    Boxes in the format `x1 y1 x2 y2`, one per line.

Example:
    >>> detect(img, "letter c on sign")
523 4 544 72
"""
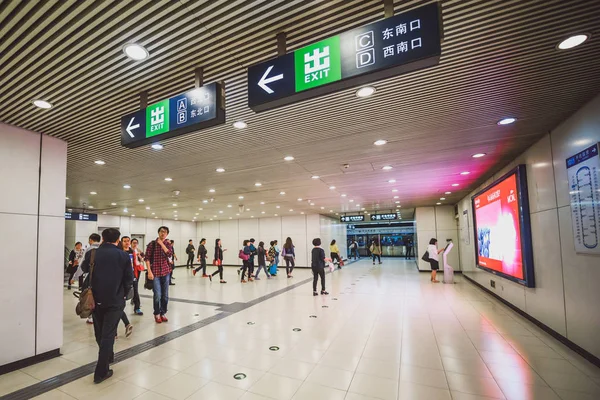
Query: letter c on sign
359 35 372 48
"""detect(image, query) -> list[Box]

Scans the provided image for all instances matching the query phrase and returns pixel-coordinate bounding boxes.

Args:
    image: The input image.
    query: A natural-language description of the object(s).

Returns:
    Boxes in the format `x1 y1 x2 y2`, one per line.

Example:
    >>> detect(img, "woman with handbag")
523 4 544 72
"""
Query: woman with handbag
210 238 227 283
282 237 295 278
427 238 444 283
240 240 252 283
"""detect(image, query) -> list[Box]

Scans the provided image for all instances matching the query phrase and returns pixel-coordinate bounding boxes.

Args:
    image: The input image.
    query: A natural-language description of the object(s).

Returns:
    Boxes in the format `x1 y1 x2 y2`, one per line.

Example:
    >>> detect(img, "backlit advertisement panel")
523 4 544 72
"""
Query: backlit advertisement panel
471 165 535 287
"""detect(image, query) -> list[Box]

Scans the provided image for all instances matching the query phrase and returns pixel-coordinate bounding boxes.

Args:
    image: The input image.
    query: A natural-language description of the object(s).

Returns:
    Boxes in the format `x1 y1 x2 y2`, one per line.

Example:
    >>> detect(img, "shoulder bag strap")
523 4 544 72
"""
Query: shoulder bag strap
89 249 97 287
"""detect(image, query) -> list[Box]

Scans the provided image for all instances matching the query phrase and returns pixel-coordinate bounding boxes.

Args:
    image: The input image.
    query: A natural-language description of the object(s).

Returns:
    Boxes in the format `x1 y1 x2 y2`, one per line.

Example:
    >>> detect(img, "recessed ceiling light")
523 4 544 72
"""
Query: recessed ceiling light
216 168 225 173
349 199 354 203
395 201 400 204
32 99 53 109
280 191 285 195
445 191 451 195
203 199 209 203
393 196 399 199
289 209 293 212
284 156 295 161
460 171 470 175
90 191 97 195
341 194 347 197
382 165 393 170
88 206 94 209
199 208 203 210
65 196 69 200
436 202 442 205
228 204 233 208
236 213 240 216
233 121 247 129
219 211 223 214
321 207 325 210
151 143 163 150
145 206 150 210
329 186 336 190
472 153 486 158
261 211 266 214
209 189 216 193
259 202 265 205
164 177 172 181
123 184 131 189
229 217 232 219
102 212 107 215
276 205 280 209
301 212 305 214
388 179 396 183
239 196 244 199
310 203 315 206
210 218 213 221
67 208 72 212
356 86 376 98
138 199 144 202
364 211 368 214
274 214 278 216
557 34 590 50
335 213 339 215
497 117 516 125
251 216 254 218
152 212 155 215
111 202 117 206
440 197 446 200
360 207 365 210
193 217 197 219
123 43 149 60
374 139 387 146
392 189 398 193
94 160 105 165
329 210 333 212
297 198 303 201
255 182 262 187
247 208 251 211
123 208 128 213
356 204 361 207
311 175 320 179
213 215 217 218
172 203 177 207
452 183 459 187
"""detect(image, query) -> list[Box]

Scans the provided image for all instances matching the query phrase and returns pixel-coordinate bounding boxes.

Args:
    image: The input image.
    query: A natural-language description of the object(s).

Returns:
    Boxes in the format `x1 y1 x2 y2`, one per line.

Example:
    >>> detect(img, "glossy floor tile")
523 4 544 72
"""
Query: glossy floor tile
1 261 599 400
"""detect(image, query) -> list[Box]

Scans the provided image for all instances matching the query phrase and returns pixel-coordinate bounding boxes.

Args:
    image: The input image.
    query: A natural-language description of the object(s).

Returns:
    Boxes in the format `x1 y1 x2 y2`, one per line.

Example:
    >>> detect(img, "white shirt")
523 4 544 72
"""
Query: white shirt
427 244 439 261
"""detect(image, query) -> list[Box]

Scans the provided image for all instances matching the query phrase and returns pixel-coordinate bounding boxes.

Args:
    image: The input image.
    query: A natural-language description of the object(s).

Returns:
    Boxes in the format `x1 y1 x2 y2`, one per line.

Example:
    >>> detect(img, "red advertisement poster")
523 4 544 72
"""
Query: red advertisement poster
473 173 524 280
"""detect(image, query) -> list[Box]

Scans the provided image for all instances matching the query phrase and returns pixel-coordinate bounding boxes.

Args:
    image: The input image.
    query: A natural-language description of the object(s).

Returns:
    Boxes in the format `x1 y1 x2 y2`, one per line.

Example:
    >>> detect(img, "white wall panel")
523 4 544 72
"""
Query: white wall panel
283 215 308 267
130 217 147 234
120 216 131 237
415 207 436 230
238 219 259 243
259 217 282 248
0 124 40 215
39 135 67 217
219 219 240 265
36 216 64 354
0 213 37 365
435 206 456 231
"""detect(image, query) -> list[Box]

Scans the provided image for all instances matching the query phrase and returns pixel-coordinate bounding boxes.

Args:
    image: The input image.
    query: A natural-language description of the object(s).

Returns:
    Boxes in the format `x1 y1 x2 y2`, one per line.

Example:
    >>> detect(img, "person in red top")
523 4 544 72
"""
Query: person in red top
144 226 173 323
131 238 145 315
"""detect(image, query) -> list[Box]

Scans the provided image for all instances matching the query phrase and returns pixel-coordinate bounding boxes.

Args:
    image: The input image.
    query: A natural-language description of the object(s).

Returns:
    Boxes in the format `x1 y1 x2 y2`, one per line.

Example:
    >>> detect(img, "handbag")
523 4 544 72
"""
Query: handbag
339 259 345 267
421 251 430 262
125 286 134 300
238 249 249 261
144 272 153 290
213 259 221 266
75 249 96 318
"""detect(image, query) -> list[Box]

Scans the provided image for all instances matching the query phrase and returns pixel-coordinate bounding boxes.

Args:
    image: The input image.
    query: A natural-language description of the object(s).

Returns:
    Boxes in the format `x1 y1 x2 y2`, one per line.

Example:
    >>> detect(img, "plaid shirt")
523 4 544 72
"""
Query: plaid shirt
145 239 173 277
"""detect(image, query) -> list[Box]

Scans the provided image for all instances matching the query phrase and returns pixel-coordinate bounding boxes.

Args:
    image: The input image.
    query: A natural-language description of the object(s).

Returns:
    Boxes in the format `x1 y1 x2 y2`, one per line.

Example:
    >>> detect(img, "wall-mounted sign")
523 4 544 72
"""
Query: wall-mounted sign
120 82 226 148
247 3 442 112
370 213 399 221
566 143 600 255
341 215 365 222
65 212 98 221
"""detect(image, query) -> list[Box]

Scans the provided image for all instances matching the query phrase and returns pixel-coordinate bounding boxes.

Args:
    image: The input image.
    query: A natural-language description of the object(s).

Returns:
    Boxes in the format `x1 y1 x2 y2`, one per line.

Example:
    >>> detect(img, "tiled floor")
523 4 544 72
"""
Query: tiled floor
2 260 600 399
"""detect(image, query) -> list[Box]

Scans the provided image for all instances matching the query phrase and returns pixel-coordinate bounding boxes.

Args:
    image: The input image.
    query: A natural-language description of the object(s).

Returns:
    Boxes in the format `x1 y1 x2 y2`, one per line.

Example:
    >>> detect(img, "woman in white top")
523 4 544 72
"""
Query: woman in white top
427 238 445 283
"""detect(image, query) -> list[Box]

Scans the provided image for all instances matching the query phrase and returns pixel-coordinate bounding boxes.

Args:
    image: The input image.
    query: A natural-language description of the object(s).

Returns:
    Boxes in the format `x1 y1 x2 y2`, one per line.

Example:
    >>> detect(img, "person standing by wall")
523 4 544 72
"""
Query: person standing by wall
67 242 83 290
427 238 444 283
282 237 295 278
370 239 382 265
330 239 342 269
145 226 173 324
210 238 227 283
193 238 208 277
81 228 133 384
186 240 195 269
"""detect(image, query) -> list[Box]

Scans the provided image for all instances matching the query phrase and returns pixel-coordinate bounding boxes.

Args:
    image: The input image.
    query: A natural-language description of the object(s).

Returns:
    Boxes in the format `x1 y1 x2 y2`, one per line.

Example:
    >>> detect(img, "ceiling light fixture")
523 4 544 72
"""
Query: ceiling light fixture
260 202 265 205
280 191 285 195
349 199 354 203
32 99 53 109
393 196 399 199
329 186 336 190
356 86 376 98
199 208 203 210
472 153 486 158
452 183 459 187
111 202 117 206
209 189 216 193
311 175 320 179
151 143 163 150
388 179 396 183
102 212 107 215
123 43 149 60
373 139 387 146
216 168 225 173
94 160 105 165
436 202 442 205
395 201 400 204
146 206 150 210
227 204 232 208
233 121 247 129
289 209 293 212
172 203 177 207
219 211 223 214
255 182 262 187
284 156 295 161
310 203 315 206
88 206 94 209
138 199 144 202
65 196 69 200
123 208 128 213
123 184 131 189
238 196 244 199
497 117 517 125
297 198 303 201
440 197 446 200
341 194 347 197
276 205 280 209
392 189 398 193
557 34 590 50
164 177 172 181
203 199 209 203
382 165 393 170
460 171 470 175
445 191 452 195
90 191 97 195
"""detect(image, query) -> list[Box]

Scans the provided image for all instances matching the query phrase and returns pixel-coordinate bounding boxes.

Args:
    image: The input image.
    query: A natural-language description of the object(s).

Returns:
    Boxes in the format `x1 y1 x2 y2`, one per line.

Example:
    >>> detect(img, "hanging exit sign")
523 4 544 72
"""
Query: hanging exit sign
248 2 442 112
120 82 226 148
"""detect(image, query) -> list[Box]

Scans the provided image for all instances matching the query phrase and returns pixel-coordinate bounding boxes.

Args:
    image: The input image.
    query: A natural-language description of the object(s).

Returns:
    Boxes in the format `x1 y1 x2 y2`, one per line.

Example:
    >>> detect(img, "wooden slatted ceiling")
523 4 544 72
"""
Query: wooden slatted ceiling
1 0 599 222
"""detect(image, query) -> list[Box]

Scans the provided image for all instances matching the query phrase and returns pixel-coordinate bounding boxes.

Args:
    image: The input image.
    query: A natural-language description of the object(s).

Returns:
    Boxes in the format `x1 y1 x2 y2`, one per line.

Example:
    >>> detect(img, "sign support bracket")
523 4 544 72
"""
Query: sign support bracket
139 91 148 109
195 67 204 88
383 0 394 17
276 32 286 56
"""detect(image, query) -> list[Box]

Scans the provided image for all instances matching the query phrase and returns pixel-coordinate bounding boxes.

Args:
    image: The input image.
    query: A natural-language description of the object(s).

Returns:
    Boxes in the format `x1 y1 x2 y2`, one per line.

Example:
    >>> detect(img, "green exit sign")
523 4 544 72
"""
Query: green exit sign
294 36 342 92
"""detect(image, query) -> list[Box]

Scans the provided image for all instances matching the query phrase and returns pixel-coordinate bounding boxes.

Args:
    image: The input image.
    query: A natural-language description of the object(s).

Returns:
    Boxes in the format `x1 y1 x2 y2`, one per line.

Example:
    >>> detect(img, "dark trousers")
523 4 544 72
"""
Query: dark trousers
312 266 325 292
121 311 130 327
331 252 341 264
285 257 295 275
405 246 413 258
187 253 194 268
153 275 170 316
92 304 123 380
249 260 255 276
211 264 223 280
241 260 249 280
372 254 381 263
132 279 140 310
194 259 207 275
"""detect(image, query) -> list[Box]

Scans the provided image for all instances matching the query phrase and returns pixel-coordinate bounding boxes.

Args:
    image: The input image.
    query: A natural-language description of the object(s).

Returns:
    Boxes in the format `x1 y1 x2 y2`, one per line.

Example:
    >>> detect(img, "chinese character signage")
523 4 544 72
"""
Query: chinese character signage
566 143 600 255
370 213 399 221
121 82 226 148
341 215 365 222
65 212 98 221
248 2 442 112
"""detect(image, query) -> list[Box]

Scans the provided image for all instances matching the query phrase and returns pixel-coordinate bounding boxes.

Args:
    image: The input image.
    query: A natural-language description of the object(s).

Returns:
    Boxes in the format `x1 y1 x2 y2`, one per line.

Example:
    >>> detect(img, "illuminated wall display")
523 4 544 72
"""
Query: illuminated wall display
566 143 600 255
247 2 442 112
341 215 365 222
370 213 399 221
471 165 535 287
65 212 98 221
120 82 226 148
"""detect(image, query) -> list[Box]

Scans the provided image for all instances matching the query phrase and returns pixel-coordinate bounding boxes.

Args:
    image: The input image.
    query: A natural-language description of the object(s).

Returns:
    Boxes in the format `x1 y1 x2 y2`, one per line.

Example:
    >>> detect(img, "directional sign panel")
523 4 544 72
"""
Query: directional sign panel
370 213 399 221
120 82 226 148
248 2 442 112
341 215 365 223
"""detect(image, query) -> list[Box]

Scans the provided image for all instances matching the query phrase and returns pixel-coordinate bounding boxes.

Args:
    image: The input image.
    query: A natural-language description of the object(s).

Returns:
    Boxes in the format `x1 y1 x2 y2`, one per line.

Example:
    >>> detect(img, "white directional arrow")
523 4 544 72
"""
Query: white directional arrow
258 65 283 94
126 117 140 138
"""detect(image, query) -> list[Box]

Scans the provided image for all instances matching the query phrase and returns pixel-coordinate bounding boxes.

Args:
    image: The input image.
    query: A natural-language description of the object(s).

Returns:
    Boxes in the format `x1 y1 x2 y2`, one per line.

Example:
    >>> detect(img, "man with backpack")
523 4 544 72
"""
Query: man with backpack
145 226 174 324
80 228 133 384
185 239 195 269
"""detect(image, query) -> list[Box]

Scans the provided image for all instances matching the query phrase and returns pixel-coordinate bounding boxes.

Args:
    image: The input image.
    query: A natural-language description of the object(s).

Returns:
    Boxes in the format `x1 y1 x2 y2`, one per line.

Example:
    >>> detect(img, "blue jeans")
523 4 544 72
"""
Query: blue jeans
153 275 170 316
255 264 269 278
353 248 360 259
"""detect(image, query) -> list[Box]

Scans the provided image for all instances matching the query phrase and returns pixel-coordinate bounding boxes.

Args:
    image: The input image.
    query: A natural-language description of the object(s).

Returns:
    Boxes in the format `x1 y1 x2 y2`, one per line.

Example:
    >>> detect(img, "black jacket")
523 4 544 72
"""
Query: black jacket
198 244 207 258
81 243 134 307
186 244 195 254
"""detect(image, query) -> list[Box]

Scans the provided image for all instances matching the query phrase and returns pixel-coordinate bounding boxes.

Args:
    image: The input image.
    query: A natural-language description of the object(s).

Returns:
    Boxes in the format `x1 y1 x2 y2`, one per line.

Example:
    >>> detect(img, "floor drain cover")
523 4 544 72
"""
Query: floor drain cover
269 346 280 351
332 298 338 300
293 328 302 332
322 305 329 308
309 315 317 318
247 322 255 325
233 373 247 380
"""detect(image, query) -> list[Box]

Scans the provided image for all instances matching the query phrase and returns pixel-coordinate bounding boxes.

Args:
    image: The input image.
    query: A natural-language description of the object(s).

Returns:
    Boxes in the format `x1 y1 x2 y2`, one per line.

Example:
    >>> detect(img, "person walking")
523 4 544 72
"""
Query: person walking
255 241 270 279
350 239 359 260
80 228 133 384
117 236 135 337
71 233 101 324
330 239 342 269
130 238 144 315
67 242 84 290
405 236 414 259
427 238 444 283
370 240 382 265
240 239 252 283
282 237 295 278
193 238 208 277
210 238 227 283
311 238 331 296
268 241 278 276
186 240 195 269
145 226 174 324
169 239 177 285
248 238 257 278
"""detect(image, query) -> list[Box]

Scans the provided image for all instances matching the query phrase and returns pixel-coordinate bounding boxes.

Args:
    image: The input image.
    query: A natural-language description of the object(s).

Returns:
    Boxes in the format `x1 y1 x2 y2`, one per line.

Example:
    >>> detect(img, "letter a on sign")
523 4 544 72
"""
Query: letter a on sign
177 98 187 112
